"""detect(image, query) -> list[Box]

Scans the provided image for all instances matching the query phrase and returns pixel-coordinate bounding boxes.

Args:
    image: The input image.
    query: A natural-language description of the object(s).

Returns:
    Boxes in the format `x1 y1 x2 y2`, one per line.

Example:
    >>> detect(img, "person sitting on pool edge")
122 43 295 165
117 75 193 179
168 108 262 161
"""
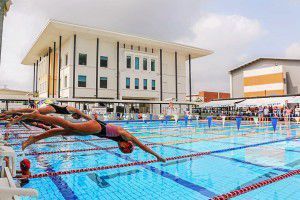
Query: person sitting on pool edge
2 103 92 121
12 111 166 162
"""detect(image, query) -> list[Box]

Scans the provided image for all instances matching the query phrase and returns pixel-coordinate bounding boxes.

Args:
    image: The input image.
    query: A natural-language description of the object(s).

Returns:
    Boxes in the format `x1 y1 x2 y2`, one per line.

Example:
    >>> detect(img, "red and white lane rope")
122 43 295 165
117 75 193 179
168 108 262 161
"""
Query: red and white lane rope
212 169 300 200
29 151 211 178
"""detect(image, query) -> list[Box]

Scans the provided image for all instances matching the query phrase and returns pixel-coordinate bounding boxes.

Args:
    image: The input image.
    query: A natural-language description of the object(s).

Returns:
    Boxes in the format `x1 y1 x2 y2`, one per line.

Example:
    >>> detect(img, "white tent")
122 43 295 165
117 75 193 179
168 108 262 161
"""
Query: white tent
288 96 300 104
199 99 244 108
236 96 294 108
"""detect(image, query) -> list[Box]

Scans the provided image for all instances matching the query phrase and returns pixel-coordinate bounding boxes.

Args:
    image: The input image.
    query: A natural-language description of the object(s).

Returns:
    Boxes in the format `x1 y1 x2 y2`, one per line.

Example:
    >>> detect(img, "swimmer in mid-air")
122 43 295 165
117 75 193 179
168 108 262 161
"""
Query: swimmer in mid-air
12 111 166 162
2 103 92 121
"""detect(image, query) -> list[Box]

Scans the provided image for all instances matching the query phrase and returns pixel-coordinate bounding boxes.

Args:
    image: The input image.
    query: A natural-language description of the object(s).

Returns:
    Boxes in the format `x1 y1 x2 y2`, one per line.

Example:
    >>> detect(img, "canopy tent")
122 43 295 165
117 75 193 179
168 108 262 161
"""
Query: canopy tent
236 96 294 108
198 99 245 108
288 96 300 104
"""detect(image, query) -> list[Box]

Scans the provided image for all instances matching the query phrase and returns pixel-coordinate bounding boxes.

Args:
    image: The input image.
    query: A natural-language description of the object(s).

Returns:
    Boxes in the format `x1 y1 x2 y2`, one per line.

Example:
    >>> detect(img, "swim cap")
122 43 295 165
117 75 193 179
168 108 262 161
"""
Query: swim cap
119 141 134 154
20 159 31 171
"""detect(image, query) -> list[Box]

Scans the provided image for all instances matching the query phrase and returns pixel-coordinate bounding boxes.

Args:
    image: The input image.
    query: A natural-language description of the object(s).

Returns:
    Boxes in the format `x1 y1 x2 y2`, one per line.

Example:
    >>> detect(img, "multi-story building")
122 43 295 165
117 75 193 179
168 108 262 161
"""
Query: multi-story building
229 58 300 98
22 20 212 112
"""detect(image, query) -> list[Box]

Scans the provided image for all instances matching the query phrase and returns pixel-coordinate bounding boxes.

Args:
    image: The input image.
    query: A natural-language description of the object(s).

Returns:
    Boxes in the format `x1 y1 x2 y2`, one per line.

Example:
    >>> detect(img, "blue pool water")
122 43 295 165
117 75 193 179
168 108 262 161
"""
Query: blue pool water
2 120 300 200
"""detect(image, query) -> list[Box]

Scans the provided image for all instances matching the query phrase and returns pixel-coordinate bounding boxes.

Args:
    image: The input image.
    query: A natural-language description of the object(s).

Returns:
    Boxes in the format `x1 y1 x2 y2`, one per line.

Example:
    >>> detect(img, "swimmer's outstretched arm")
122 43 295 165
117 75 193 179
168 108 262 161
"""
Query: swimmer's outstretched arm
120 129 166 162
20 121 31 130
67 106 92 121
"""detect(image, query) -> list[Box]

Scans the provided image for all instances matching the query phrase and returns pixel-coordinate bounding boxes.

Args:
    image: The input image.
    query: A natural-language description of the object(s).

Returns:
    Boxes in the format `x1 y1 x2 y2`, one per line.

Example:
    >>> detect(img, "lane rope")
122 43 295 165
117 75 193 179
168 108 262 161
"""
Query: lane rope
28 136 299 178
212 169 300 200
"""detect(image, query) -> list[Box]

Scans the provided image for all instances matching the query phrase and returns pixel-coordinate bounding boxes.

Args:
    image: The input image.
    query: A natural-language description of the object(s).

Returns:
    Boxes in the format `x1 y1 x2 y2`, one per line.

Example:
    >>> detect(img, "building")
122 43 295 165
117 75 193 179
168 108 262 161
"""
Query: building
0 87 32 97
22 20 212 113
186 91 230 102
0 87 33 110
229 58 300 98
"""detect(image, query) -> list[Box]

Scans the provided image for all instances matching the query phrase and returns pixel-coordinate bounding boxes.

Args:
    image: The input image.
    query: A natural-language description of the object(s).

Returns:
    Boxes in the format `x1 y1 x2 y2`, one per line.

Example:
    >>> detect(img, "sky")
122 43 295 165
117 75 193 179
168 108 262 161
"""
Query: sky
0 0 300 94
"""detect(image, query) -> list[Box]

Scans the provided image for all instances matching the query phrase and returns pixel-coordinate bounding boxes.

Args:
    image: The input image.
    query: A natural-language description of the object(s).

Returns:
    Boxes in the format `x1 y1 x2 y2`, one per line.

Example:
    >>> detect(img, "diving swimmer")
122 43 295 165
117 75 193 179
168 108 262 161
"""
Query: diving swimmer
13 111 166 162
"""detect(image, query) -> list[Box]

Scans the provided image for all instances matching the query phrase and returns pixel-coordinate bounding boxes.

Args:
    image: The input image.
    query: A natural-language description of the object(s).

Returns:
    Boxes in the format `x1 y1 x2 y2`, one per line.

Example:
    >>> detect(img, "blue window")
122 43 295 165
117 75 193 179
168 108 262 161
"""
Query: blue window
135 78 139 89
152 80 155 90
126 77 130 89
151 59 155 71
143 79 147 90
100 56 108 67
78 75 86 87
100 77 107 88
135 57 139 70
143 58 147 70
126 56 131 68
79 53 87 65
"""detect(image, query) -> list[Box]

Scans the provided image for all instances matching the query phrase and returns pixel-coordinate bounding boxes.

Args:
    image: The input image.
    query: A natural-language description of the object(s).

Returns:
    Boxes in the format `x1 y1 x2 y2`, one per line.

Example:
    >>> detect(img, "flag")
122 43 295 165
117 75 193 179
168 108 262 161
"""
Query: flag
236 117 242 130
271 117 278 132
207 116 212 128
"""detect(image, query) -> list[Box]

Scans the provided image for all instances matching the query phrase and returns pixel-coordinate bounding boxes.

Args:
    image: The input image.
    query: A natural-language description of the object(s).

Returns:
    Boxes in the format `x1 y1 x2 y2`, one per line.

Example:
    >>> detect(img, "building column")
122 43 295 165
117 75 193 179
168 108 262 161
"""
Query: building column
47 47 51 98
52 42 56 98
73 34 77 98
160 49 163 113
175 51 178 101
189 54 192 102
35 60 38 94
58 36 62 98
229 73 233 98
96 38 99 98
116 41 120 99
33 63 36 94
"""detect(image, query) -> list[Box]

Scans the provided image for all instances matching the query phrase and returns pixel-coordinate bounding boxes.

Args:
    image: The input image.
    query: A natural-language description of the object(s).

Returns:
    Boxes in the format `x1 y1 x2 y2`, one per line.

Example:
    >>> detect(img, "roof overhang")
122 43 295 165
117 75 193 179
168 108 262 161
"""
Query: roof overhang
22 20 213 65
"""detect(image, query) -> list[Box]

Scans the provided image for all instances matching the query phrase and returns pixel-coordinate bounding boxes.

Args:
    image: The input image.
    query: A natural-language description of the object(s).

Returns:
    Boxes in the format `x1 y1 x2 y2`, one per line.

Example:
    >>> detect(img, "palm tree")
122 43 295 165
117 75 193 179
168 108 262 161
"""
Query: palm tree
0 0 12 63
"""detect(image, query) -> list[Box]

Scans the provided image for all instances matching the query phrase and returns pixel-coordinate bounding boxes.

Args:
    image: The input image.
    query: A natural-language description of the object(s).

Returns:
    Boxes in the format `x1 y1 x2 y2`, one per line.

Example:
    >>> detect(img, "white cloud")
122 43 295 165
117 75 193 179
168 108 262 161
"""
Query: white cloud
285 42 300 58
0 0 205 91
179 14 265 93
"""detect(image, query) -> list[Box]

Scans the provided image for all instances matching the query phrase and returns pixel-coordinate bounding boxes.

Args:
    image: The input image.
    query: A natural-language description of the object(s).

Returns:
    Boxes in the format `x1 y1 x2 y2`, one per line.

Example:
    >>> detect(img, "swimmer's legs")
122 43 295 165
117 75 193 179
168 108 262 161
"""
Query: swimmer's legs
22 128 72 150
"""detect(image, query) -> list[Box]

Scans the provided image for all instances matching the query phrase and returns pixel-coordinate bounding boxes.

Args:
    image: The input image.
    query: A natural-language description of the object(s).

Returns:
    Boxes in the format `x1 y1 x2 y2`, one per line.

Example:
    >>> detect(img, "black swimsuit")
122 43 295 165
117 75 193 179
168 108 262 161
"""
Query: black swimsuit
49 104 70 114
95 120 125 142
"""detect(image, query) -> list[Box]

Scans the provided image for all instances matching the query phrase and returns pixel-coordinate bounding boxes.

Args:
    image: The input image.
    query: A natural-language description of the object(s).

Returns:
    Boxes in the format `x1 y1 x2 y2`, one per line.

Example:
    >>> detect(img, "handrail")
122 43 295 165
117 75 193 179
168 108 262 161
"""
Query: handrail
3 167 38 198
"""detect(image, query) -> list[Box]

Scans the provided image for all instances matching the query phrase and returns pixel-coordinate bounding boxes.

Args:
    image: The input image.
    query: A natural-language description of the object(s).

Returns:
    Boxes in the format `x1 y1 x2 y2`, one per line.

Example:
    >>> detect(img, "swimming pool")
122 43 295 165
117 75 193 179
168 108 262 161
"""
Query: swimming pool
2 120 300 200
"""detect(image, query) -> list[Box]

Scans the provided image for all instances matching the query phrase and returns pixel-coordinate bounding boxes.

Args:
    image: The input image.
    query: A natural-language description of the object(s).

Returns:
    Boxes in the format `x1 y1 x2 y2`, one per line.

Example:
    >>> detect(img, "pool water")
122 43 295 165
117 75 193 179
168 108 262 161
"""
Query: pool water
2 120 300 200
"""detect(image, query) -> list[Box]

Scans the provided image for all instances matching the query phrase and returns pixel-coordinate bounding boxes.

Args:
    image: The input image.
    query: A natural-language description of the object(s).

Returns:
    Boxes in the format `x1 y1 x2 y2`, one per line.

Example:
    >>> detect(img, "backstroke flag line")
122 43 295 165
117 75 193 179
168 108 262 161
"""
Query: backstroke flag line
236 117 242 130
271 117 278 132
207 116 212 128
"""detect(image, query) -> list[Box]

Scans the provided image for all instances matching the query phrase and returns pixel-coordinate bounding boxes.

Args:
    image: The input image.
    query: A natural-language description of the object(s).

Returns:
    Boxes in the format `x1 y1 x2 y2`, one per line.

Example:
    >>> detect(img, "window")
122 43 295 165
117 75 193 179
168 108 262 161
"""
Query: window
143 79 147 90
64 76 67 88
126 77 130 89
65 54 68 66
152 80 156 90
143 58 147 70
100 77 108 88
100 56 108 67
126 56 131 68
79 53 87 65
135 57 139 70
78 75 86 87
151 59 155 71
135 78 139 89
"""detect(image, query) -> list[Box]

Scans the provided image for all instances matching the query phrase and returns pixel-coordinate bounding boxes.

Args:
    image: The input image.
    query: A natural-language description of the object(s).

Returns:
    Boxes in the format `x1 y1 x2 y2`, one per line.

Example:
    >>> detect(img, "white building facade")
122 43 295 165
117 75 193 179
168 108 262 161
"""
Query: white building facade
22 20 211 113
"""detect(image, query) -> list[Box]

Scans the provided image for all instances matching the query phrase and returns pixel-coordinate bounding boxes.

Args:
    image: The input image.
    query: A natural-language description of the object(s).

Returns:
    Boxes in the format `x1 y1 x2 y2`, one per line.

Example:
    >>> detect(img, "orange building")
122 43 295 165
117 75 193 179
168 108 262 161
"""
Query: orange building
186 91 230 102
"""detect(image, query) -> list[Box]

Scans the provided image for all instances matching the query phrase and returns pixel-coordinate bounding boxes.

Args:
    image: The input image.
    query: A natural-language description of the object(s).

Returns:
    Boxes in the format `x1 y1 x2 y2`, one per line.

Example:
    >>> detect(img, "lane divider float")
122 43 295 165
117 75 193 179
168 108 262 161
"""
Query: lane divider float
29 151 211 178
212 169 300 200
